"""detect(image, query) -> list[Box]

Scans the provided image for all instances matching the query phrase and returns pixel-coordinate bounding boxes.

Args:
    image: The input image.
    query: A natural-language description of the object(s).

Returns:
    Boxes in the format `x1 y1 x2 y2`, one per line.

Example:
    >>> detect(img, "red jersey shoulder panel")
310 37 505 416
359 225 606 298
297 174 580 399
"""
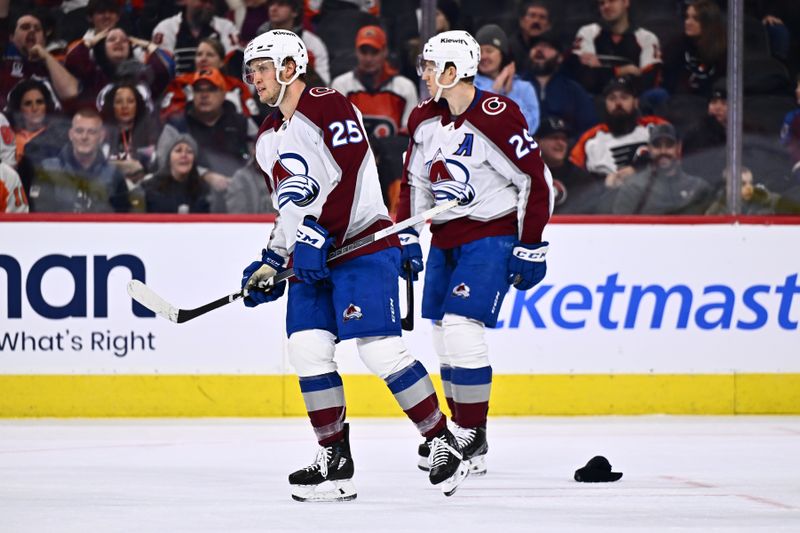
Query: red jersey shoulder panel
406 97 446 138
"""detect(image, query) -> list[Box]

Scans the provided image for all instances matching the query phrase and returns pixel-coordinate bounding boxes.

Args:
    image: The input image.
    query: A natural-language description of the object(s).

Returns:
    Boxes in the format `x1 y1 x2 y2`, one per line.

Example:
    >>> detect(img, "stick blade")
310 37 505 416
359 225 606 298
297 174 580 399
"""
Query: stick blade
127 280 179 323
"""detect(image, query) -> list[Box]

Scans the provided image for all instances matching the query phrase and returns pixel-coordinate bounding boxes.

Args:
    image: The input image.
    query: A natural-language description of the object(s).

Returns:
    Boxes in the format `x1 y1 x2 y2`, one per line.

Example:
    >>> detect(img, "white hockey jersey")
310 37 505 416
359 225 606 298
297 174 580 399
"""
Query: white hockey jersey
399 89 553 249
0 112 15 168
152 13 241 74
255 86 397 262
0 162 28 213
569 116 668 175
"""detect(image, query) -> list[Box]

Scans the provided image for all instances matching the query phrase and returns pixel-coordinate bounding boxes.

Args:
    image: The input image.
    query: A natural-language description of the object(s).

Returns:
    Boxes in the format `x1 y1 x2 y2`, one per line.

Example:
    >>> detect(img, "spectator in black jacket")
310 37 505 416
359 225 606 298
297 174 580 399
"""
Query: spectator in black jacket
509 1 553 73
5 78 69 196
525 32 598 138
662 0 726 97
144 132 210 213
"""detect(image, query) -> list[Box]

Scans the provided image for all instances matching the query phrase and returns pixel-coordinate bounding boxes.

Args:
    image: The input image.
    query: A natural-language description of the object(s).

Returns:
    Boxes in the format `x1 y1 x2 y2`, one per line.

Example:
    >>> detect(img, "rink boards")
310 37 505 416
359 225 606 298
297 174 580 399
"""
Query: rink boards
1 216 799 416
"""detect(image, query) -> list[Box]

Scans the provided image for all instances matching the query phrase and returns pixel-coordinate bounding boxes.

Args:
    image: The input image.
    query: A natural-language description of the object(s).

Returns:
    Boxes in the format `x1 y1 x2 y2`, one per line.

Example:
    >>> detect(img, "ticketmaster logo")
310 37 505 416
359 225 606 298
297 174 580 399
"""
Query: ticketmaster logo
495 273 800 331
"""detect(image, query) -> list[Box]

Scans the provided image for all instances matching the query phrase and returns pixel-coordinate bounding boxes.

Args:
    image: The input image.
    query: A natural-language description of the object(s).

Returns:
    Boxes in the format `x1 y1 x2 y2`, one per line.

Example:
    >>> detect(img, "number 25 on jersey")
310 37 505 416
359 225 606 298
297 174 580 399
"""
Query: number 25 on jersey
509 129 538 160
329 120 364 147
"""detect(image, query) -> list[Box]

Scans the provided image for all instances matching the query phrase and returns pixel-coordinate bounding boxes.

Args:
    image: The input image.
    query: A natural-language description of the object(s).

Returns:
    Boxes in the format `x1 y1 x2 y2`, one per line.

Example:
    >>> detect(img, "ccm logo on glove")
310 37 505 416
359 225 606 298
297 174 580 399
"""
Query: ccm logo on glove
512 244 549 262
296 224 326 248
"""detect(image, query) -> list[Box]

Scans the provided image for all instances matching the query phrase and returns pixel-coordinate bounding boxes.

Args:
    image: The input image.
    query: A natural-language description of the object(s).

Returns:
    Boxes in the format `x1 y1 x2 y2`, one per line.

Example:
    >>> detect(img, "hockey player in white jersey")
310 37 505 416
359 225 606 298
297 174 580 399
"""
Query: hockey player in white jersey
238 29 468 501
397 31 554 476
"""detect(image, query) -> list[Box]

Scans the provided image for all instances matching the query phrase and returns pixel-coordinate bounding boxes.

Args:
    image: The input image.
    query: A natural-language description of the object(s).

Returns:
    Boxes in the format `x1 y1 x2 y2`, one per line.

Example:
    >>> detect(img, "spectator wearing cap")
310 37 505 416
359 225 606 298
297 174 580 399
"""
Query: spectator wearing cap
536 116 610 213
162 67 254 210
161 37 259 121
570 77 667 188
509 1 553 73
143 132 210 213
331 25 417 214
682 85 727 177
0 10 80 110
255 0 330 84
65 26 173 111
474 24 540 133
565 0 662 95
524 31 598 137
152 0 242 76
31 108 130 213
332 25 417 139
612 123 712 214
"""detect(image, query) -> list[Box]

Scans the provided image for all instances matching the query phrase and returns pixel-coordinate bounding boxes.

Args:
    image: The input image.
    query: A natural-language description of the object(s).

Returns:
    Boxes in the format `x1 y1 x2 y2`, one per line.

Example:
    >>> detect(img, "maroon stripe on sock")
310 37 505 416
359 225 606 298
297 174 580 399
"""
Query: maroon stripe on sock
405 393 446 438
445 396 456 417
308 406 346 445
453 401 489 428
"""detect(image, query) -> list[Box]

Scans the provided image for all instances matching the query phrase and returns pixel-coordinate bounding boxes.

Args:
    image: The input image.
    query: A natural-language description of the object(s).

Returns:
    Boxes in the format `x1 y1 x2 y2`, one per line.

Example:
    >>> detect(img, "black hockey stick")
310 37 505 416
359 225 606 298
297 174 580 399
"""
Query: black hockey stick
128 199 458 324
400 264 414 331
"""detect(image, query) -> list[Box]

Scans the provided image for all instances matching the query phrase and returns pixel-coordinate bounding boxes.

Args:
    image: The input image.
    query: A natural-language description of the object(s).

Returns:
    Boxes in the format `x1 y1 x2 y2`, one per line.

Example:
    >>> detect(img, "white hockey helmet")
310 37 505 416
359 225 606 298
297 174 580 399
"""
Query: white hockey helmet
243 29 308 106
418 30 480 79
417 30 480 100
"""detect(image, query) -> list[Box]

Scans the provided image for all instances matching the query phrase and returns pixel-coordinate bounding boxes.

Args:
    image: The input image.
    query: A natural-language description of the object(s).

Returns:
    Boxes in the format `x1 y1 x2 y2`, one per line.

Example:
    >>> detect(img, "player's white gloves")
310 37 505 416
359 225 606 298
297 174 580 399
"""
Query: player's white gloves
507 242 548 291
241 249 287 307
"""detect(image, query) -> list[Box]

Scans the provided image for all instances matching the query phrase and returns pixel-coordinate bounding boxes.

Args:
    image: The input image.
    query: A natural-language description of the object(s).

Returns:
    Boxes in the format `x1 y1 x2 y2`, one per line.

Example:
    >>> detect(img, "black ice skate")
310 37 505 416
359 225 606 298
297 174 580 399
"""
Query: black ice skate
427 428 469 496
454 425 488 476
289 423 356 502
417 440 430 471
418 425 488 476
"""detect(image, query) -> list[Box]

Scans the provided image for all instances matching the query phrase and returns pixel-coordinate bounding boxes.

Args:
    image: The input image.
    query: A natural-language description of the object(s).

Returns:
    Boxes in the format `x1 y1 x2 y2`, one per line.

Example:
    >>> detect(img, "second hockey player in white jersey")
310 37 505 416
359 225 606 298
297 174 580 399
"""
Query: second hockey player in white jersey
397 31 554 476
238 29 469 501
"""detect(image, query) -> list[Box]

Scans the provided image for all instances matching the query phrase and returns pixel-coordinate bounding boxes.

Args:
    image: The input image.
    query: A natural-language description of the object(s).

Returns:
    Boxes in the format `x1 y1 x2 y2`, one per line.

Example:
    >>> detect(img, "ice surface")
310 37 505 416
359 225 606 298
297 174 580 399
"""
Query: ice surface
1 417 799 532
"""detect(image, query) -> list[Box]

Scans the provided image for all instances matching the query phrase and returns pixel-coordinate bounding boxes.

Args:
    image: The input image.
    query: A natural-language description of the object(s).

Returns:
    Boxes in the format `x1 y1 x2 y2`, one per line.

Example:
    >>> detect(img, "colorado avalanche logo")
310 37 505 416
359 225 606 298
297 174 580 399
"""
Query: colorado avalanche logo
452 283 471 299
272 152 321 208
342 303 363 321
427 149 475 205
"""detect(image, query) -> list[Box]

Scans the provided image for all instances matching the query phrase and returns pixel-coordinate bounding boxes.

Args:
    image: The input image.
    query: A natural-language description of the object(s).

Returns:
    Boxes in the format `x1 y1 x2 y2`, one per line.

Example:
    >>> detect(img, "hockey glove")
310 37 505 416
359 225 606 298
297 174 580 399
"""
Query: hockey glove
398 229 424 281
507 241 549 291
431 178 475 206
293 216 335 283
241 248 287 307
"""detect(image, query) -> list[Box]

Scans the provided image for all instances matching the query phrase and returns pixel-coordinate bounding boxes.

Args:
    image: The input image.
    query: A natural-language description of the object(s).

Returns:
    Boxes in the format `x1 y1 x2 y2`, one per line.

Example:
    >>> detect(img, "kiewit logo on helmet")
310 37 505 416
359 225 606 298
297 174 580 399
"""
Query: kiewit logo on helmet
441 38 467 45
272 30 295 36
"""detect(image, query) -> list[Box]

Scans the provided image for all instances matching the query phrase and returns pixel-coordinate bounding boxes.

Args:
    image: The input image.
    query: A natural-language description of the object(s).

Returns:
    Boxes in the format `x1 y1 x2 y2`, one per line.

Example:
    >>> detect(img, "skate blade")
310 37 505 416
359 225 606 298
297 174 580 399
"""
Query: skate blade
441 461 470 497
417 457 430 472
291 480 357 502
468 455 487 476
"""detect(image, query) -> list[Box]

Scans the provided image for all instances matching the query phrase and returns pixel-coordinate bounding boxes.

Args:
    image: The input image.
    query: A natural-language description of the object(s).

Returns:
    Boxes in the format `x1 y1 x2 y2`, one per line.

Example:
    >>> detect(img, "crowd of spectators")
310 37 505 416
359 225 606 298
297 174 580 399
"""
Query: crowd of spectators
1 0 799 215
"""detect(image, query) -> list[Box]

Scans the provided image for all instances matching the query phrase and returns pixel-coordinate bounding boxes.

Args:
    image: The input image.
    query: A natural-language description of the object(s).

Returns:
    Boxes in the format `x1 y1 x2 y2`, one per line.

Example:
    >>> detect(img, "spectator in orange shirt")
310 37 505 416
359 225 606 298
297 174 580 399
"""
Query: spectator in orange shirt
161 37 259 121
